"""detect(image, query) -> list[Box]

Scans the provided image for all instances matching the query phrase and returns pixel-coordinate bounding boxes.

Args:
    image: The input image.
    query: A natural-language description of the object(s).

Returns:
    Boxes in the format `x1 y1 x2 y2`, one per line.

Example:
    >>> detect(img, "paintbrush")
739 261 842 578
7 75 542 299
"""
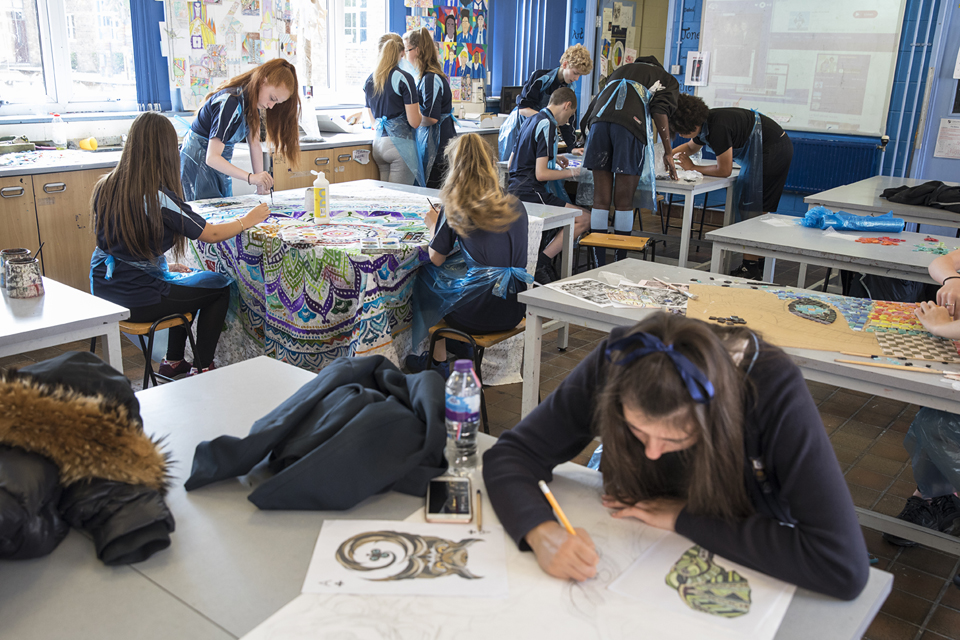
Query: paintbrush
652 277 698 300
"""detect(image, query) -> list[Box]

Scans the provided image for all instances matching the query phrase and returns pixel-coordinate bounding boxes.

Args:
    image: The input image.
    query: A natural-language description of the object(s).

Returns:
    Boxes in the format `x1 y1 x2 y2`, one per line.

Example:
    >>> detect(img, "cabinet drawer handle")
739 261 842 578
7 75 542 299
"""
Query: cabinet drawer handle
43 182 66 193
314 157 330 166
337 154 352 162
1 186 24 198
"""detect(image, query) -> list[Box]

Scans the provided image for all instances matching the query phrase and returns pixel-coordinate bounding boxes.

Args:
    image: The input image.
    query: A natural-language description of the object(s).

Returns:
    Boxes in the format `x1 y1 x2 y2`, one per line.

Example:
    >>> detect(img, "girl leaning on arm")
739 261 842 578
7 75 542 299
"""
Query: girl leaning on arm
180 59 301 201
91 112 270 376
483 313 870 600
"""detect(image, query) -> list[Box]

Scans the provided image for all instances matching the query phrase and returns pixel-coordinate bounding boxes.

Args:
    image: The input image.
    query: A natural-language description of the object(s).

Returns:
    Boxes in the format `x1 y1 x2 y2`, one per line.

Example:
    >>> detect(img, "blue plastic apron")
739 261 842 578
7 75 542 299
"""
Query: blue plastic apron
497 68 560 161
536 107 572 203
376 115 425 188
90 246 233 294
576 78 658 211
416 74 455 184
179 91 250 201
411 244 534 348
699 110 763 221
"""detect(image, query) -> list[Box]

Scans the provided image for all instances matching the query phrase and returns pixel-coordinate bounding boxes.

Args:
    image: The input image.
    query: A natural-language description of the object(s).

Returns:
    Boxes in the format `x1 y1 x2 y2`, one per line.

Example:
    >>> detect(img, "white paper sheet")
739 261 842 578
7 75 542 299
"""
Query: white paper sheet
301 519 508 597
760 214 798 227
934 118 960 159
607 534 796 640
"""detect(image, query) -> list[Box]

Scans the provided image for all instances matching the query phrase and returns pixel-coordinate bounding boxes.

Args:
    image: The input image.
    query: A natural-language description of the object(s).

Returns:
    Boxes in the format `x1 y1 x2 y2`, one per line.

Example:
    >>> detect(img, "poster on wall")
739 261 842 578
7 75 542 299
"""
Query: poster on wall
412 0 487 102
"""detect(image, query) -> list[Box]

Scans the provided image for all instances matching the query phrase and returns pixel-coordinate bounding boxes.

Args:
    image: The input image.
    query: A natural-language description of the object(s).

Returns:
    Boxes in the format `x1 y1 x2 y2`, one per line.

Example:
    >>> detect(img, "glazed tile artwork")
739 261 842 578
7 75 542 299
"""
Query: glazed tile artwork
875 332 960 363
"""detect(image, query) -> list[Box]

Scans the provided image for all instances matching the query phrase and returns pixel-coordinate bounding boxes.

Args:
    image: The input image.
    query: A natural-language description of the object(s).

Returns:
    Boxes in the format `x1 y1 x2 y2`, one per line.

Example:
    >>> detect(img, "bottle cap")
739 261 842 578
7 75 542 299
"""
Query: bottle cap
453 359 473 372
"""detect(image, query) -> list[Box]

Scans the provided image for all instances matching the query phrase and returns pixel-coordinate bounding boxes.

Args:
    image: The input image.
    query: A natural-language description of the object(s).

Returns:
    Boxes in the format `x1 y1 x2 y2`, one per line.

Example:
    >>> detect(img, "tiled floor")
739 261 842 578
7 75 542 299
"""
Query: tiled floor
2 206 957 639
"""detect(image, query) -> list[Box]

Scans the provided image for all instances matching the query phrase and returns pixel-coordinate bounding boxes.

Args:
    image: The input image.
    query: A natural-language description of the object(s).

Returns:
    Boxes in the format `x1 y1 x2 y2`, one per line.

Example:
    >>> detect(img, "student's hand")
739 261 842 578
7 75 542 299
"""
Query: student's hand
602 495 686 532
167 262 192 273
525 521 599 582
249 171 274 192
571 147 585 156
346 112 363 125
557 155 569 169
675 153 695 172
664 151 679 181
567 165 581 179
936 279 960 319
916 301 956 335
243 203 271 229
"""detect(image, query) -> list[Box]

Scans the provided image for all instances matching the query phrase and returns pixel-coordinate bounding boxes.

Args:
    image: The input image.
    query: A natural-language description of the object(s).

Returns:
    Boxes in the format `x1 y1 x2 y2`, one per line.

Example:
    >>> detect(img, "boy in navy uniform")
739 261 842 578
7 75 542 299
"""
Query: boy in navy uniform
507 87 590 283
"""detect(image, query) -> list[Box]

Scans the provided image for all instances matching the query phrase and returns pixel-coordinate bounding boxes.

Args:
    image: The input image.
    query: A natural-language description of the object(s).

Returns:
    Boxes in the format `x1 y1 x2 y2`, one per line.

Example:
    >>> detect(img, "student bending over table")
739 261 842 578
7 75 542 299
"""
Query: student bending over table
670 95 794 280
180 59 300 200
403 27 455 189
881 249 960 544
91 112 270 376
507 87 591 283
406 133 533 377
483 313 870 600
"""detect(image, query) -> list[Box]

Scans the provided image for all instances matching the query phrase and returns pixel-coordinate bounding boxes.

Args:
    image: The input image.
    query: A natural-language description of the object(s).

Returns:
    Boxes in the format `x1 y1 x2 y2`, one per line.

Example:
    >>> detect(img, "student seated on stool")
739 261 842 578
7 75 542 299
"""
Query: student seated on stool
405 133 533 377
506 87 591 283
884 249 960 544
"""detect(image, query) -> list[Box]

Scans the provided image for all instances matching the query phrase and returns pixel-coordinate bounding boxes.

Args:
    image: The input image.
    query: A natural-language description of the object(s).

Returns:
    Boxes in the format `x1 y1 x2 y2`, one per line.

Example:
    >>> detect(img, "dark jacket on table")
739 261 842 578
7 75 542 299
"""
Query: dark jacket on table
880 181 960 214
482 325 869 601
185 356 447 509
580 57 679 145
0 351 174 565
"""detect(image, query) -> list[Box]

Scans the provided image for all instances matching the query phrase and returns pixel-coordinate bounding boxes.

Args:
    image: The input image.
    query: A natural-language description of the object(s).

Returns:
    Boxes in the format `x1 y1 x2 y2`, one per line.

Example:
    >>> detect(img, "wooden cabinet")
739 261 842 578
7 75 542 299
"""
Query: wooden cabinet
0 168 108 293
0 175 40 253
271 144 379 189
273 148 335 190
331 145 379 182
33 169 109 292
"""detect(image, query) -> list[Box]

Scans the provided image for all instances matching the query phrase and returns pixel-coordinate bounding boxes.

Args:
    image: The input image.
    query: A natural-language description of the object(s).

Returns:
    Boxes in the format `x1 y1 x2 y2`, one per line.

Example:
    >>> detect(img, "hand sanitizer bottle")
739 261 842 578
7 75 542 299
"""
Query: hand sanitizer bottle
306 170 329 222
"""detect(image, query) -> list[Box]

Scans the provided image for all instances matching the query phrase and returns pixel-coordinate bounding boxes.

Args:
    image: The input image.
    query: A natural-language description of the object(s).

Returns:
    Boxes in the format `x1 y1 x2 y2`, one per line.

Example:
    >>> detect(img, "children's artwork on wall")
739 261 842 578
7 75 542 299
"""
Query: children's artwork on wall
472 10 486 46
243 32 262 65
173 58 187 87
408 2 486 99
450 76 461 101
241 0 260 16
225 32 237 50
204 0 223 4
406 15 421 31
457 8 473 44
204 44 229 76
279 33 296 59
300 520 508 597
454 44 470 78
173 0 189 24
460 77 472 102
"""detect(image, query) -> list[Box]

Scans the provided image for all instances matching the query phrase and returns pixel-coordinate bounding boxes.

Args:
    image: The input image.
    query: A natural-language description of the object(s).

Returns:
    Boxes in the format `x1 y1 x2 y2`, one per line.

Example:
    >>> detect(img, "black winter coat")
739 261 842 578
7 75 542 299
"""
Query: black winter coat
0 351 174 565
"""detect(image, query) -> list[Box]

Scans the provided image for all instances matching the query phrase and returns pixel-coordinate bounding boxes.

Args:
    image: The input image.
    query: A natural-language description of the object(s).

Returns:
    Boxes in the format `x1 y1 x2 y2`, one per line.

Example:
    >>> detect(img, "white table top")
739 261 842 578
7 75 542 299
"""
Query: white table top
804 176 960 227
0 355 891 639
518 259 960 415
706 214 939 284
338 179 581 231
0 277 129 347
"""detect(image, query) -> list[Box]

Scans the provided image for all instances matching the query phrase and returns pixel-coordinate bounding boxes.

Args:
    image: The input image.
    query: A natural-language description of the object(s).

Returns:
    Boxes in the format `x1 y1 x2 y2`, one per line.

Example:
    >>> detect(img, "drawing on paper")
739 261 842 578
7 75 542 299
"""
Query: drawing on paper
335 530 482 581
875 332 960 363
547 277 618 307
787 297 837 325
665 545 752 618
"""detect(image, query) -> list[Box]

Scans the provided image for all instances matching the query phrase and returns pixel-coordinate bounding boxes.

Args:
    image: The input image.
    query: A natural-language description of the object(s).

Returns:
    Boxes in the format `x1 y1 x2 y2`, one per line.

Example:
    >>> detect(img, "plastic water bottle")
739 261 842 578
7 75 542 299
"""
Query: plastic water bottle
444 359 481 475
51 114 66 150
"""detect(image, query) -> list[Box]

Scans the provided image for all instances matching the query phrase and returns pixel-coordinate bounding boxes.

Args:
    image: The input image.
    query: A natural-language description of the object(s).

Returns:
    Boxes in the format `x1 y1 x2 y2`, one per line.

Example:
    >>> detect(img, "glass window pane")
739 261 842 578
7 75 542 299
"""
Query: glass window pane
0 0 47 104
66 0 136 102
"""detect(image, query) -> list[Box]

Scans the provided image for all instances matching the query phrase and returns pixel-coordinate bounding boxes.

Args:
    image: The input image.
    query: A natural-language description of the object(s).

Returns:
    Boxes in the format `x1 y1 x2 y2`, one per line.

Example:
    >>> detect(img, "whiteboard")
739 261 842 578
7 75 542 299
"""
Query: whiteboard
697 0 907 136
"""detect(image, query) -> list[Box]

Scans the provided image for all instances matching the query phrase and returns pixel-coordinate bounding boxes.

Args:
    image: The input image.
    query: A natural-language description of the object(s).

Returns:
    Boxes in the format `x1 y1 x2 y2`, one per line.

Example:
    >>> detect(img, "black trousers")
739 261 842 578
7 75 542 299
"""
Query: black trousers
128 283 230 369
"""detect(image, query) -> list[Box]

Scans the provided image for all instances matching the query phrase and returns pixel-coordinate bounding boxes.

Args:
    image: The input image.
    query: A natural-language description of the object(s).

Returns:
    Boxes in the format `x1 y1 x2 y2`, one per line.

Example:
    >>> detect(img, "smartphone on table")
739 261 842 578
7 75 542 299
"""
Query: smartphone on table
425 476 473 523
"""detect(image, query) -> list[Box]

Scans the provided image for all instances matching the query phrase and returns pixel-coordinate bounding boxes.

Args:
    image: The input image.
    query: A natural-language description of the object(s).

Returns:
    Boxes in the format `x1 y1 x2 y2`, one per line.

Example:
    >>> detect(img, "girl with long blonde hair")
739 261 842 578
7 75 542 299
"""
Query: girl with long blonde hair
364 33 423 185
406 134 532 375
91 112 270 376
403 27 454 188
180 59 301 201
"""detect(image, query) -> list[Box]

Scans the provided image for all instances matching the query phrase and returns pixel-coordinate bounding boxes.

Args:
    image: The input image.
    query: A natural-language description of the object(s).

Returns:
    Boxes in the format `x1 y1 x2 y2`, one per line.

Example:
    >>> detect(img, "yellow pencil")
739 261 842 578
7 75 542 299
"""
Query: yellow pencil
476 489 483 531
538 480 576 535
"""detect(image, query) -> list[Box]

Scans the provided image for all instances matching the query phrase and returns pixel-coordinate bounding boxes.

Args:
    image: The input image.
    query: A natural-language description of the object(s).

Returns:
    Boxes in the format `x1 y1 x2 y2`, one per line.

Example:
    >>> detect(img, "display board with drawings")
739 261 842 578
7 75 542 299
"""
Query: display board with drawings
165 0 307 111
404 0 488 103
594 0 637 93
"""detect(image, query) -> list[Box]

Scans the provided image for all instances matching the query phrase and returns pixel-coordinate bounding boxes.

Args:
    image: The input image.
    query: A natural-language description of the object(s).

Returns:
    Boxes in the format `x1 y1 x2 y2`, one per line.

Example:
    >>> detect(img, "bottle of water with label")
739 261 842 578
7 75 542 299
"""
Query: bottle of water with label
444 359 481 475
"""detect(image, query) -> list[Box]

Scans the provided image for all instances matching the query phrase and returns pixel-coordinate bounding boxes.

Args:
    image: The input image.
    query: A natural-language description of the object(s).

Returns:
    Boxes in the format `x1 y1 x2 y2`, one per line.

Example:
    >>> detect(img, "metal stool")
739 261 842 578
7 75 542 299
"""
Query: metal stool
90 313 197 389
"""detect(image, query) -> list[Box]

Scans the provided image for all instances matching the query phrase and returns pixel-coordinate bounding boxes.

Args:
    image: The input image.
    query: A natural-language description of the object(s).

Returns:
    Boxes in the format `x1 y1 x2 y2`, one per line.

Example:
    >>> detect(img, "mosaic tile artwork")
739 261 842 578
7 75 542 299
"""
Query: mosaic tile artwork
787 298 838 325
769 289 872 332
856 236 905 246
875 332 960 363
913 240 959 256
864 301 927 335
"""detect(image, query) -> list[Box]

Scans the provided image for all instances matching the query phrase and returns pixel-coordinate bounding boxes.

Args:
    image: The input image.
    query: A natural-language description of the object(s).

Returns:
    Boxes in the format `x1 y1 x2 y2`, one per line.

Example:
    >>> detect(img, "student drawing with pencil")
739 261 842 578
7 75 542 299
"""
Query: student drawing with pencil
483 313 870 600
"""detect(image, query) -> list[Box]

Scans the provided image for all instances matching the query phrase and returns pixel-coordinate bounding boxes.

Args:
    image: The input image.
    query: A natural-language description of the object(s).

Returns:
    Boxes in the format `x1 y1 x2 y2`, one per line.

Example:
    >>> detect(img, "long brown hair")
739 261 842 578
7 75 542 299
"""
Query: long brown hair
404 27 444 78
203 58 301 166
597 313 756 522
373 33 404 96
91 112 186 261
440 133 519 235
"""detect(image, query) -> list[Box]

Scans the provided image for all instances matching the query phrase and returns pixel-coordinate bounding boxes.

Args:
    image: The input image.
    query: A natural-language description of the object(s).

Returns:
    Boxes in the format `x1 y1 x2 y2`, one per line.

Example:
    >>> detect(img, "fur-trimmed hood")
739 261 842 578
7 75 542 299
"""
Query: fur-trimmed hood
0 367 169 494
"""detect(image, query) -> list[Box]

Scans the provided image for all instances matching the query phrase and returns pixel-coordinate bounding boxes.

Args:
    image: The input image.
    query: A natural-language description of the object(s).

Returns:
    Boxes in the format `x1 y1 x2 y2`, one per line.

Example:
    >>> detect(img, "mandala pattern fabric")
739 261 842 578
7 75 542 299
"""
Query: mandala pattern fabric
175 187 543 384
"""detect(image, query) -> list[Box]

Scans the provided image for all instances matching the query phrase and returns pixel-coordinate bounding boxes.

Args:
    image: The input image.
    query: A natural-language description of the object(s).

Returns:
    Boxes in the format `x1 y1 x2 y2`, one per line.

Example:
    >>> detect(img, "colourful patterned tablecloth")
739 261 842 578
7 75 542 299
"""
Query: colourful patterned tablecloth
178 187 432 372
177 184 543 384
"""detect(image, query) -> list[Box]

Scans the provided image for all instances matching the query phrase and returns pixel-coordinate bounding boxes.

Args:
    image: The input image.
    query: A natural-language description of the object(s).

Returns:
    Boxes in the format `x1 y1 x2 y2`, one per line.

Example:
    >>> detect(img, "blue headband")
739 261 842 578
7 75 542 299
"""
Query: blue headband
605 333 715 404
